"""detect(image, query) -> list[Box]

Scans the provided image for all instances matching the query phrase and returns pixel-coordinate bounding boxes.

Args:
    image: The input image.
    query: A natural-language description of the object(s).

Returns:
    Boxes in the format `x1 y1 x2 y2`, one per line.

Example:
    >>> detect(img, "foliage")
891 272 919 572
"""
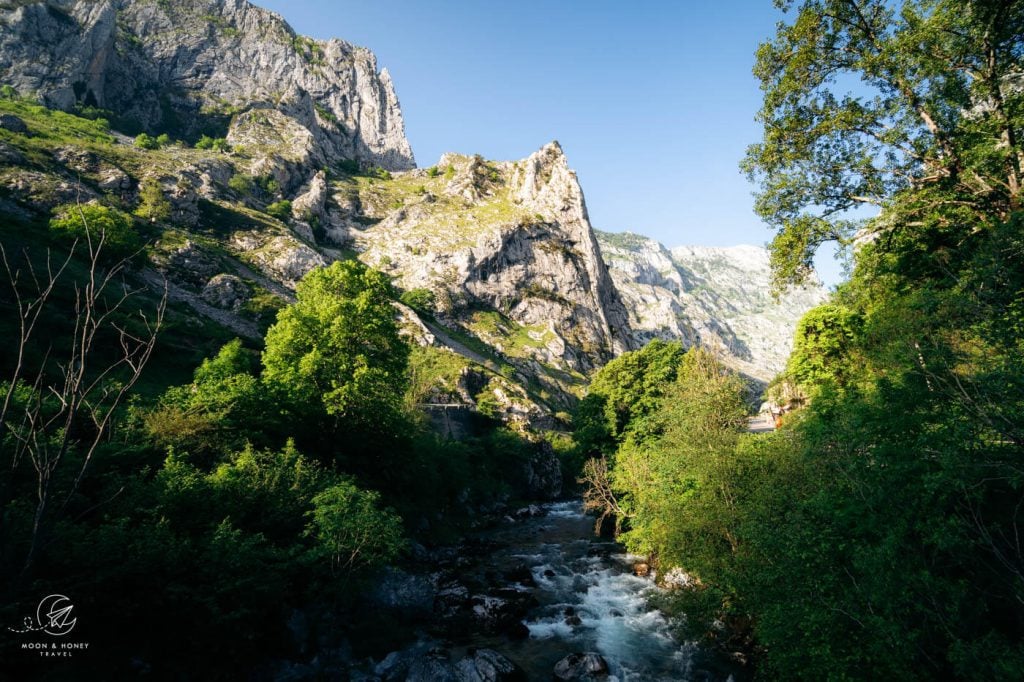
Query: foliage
49 202 141 260
228 172 255 196
262 260 410 434
307 480 405 572
399 287 435 314
195 134 229 151
573 339 686 459
265 199 292 221
133 132 160 149
135 177 172 223
743 0 1024 293
785 303 862 388
337 158 360 174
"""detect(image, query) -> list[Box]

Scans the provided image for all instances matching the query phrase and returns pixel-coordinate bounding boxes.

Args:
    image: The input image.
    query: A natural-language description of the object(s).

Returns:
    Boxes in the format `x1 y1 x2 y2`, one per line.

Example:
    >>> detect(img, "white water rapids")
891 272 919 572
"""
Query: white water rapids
459 500 737 681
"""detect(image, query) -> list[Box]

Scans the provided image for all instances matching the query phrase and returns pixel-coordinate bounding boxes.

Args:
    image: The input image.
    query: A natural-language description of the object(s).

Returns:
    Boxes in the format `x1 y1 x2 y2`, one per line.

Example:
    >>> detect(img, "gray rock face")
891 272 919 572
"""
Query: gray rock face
598 232 829 381
0 113 27 133
521 443 563 500
357 142 634 377
201 273 251 310
0 0 415 174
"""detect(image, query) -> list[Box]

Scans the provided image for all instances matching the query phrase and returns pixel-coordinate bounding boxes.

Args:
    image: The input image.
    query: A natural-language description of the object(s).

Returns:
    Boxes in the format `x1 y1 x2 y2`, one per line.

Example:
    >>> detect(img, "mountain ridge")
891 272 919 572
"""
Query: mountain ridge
597 230 828 382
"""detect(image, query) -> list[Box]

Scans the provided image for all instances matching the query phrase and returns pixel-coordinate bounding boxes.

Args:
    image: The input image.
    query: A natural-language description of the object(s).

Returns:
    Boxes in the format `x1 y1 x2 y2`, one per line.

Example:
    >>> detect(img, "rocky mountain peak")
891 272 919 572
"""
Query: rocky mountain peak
0 0 415 177
598 232 828 383
341 142 633 410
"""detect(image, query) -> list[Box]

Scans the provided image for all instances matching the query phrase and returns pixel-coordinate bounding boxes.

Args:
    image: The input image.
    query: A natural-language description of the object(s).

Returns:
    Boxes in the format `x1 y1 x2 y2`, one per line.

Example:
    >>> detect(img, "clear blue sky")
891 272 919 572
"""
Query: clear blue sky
253 0 844 285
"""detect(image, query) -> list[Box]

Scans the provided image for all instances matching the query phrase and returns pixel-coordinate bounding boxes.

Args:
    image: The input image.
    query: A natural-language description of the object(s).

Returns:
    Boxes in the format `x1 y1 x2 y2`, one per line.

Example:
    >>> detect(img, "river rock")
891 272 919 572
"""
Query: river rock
513 504 544 520
454 648 521 682
552 652 609 680
633 562 650 577
376 643 521 682
370 567 435 618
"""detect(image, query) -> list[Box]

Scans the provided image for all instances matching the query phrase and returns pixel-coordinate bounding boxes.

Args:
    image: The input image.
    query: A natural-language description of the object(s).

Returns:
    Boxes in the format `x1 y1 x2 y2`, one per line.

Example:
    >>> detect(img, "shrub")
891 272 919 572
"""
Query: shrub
426 166 440 178
228 173 255 196
155 133 171 147
49 203 141 260
399 288 435 314
306 481 404 572
266 200 292 221
195 135 229 151
135 177 172 223
134 133 159 150
337 159 360 174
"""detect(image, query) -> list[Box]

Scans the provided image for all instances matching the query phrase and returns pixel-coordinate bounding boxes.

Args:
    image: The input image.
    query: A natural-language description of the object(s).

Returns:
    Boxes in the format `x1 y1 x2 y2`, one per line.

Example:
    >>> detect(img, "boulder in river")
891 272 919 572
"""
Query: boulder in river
369 567 435 618
376 642 522 682
552 652 610 680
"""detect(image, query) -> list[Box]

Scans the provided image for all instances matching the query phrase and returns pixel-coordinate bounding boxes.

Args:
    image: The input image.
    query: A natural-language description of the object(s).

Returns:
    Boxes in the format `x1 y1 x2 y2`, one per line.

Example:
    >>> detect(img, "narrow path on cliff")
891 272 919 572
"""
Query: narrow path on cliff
420 317 505 375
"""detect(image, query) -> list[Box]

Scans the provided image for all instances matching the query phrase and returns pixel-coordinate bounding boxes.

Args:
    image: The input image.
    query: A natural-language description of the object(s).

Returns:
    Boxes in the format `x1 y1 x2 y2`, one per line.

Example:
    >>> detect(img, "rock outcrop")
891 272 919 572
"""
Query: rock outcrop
0 0 415 178
353 143 633 392
598 232 828 382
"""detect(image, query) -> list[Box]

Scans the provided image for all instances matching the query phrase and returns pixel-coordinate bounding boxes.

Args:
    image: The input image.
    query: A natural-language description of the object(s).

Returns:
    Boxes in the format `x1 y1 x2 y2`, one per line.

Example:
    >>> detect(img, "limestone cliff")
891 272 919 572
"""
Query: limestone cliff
598 231 828 382
0 0 415 181
347 143 635 412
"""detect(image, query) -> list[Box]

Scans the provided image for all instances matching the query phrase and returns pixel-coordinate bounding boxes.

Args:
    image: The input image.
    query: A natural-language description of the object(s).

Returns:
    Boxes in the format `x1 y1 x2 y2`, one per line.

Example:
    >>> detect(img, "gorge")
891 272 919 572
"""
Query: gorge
4 1 1018 680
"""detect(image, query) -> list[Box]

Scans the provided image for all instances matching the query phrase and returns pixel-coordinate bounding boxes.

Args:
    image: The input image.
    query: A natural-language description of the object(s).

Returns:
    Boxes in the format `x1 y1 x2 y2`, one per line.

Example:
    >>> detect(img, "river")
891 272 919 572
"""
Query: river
394 500 741 681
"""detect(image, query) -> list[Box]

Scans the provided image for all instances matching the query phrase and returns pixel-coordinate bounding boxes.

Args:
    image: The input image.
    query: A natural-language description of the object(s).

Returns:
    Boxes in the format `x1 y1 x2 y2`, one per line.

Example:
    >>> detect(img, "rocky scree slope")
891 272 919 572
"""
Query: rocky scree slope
598 231 828 382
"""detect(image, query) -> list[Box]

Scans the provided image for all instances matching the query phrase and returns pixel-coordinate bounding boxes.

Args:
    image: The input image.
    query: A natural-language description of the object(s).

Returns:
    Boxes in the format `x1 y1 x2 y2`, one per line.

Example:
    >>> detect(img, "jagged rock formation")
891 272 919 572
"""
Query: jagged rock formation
0 0 414 184
598 231 828 382
348 142 635 412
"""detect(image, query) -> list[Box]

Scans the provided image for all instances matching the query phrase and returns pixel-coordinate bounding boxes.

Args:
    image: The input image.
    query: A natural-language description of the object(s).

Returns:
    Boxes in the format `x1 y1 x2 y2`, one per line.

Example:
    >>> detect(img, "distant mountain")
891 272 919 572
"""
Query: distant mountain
597 231 829 382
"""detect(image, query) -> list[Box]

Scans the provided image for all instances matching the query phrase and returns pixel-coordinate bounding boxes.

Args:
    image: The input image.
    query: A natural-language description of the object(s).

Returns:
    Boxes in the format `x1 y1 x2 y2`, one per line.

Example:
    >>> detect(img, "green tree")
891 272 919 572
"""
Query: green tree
262 260 409 433
148 339 264 460
743 0 1024 292
574 339 687 456
307 480 404 572
786 303 862 387
135 177 172 223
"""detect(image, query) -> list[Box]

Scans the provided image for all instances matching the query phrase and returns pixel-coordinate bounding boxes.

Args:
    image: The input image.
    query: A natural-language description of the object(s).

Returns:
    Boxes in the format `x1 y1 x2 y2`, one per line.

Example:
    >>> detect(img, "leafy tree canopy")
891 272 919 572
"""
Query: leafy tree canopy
744 0 1024 292
262 260 409 433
